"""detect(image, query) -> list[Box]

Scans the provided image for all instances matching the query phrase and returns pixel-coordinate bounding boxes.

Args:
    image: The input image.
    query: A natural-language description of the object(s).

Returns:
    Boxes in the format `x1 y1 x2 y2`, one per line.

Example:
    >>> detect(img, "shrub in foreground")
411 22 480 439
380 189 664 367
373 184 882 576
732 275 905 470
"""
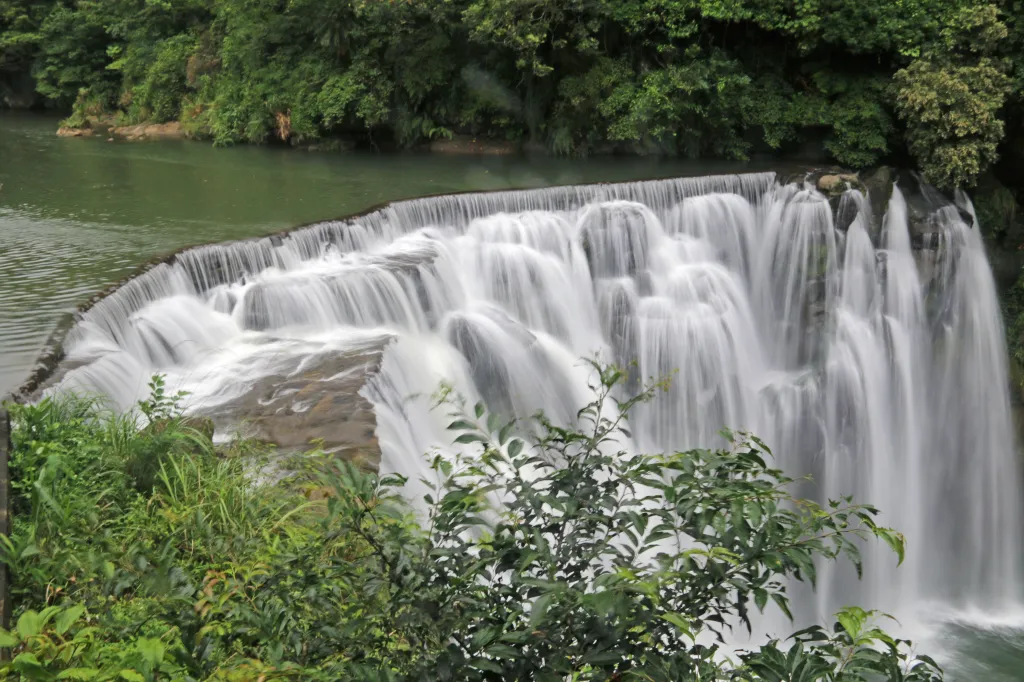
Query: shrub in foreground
0 365 942 680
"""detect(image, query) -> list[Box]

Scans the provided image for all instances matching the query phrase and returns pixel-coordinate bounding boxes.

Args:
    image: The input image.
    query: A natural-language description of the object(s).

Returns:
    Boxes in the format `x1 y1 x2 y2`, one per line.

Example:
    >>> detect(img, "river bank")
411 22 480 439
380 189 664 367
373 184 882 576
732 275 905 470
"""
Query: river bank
56 114 530 156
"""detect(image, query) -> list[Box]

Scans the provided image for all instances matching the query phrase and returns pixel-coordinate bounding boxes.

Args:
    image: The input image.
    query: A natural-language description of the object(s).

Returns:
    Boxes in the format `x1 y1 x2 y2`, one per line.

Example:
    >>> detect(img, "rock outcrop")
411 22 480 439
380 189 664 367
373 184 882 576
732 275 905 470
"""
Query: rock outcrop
204 337 389 468
816 173 858 195
57 127 95 138
110 122 186 141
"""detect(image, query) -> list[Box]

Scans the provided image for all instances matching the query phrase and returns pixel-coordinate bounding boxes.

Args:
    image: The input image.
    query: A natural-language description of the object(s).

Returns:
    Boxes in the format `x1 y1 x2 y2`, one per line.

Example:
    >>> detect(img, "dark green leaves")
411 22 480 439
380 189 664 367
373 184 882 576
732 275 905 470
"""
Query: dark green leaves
4 362 942 682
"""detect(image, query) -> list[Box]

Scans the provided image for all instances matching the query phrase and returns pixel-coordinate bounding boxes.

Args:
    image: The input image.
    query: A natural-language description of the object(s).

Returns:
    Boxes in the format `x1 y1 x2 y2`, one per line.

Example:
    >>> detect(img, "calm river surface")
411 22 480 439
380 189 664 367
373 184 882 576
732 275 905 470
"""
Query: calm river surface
1 112 1023 680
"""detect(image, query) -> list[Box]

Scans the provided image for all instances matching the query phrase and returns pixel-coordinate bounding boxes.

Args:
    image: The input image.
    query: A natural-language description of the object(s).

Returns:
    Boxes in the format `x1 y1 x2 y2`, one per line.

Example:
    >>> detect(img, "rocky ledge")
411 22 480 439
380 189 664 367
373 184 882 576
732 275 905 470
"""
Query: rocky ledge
110 122 186 141
202 336 390 469
57 121 187 141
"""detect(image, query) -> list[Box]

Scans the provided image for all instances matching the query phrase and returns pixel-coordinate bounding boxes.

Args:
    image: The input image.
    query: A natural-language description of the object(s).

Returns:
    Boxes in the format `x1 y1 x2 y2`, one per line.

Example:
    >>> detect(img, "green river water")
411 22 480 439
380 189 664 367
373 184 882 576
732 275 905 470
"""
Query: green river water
1 112 1023 679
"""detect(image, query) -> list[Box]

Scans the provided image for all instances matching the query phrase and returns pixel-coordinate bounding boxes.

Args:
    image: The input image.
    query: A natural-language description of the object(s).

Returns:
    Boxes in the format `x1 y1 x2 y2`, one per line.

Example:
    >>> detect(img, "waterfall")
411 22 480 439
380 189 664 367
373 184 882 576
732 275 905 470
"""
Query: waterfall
43 172 1023 623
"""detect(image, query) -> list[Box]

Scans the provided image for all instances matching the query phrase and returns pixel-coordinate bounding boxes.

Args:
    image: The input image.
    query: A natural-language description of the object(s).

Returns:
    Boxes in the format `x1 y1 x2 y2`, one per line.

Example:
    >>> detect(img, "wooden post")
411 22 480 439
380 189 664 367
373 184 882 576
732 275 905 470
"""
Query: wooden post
0 399 11 633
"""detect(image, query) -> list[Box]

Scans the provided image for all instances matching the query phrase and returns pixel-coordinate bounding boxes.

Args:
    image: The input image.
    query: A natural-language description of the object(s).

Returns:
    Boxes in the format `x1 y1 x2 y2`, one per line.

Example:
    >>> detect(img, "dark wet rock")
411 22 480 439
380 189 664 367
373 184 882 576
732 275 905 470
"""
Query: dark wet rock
295 135 357 153
204 337 388 466
861 166 894 233
889 170 971 243
182 416 216 440
833 190 863 232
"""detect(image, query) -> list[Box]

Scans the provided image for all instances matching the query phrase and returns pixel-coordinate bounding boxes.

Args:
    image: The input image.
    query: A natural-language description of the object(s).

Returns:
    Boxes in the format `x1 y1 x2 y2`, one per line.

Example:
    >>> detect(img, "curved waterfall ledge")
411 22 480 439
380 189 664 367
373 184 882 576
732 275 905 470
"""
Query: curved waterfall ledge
22 168 1024 627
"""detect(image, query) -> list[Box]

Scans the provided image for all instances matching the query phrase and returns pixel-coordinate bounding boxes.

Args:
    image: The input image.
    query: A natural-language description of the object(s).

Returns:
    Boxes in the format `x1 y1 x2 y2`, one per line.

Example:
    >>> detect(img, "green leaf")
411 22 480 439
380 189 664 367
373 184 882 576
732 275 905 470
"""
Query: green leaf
136 637 165 666
471 626 500 648
57 669 101 680
13 653 45 674
454 432 487 445
119 671 146 682
498 420 515 445
0 629 17 647
659 612 692 637
877 528 906 566
484 643 520 660
16 611 42 639
447 419 477 432
754 588 768 613
836 606 866 639
582 649 623 666
529 593 556 630
771 593 794 621
508 439 523 458
55 604 86 636
474 402 485 418
471 658 503 673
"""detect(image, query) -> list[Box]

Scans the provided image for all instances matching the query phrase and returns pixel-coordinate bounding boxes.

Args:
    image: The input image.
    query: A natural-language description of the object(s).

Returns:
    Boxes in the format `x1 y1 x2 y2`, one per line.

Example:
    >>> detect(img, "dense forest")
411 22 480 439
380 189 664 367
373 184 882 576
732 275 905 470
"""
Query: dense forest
1 0 1021 192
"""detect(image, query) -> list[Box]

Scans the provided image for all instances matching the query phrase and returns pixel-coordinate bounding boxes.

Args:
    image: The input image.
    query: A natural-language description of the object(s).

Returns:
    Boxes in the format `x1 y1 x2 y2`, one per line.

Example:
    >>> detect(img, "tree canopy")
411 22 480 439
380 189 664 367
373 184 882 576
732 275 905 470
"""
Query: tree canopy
1 0 1021 188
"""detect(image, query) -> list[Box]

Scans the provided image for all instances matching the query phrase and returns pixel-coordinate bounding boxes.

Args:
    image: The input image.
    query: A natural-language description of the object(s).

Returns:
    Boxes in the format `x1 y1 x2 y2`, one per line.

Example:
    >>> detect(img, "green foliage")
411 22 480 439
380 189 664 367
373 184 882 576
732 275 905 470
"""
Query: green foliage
333 361 936 680
0 604 185 681
2 0 1023 185
974 175 1021 244
30 3 114 107
895 58 1010 189
0 365 944 680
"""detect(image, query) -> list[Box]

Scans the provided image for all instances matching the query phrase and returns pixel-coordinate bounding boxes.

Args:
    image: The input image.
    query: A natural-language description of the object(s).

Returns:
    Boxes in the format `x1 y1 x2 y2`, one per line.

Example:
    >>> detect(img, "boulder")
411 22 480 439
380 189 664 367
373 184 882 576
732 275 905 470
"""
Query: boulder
817 173 858 195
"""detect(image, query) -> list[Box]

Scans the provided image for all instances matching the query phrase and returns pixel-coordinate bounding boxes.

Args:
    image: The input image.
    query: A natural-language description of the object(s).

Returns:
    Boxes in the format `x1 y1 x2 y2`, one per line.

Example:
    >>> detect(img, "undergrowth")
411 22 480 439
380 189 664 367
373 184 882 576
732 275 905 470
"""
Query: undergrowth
0 366 942 681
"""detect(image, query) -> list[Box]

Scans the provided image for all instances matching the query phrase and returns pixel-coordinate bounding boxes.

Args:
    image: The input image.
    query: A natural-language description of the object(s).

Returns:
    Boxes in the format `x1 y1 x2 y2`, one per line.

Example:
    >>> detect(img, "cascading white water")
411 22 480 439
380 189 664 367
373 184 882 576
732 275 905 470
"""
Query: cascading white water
44 172 1022 629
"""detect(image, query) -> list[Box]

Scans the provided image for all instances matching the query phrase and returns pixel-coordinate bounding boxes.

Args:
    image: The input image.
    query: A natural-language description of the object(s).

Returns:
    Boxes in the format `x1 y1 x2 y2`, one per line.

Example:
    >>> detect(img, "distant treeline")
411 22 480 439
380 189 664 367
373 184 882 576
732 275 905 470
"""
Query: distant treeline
1 0 1022 189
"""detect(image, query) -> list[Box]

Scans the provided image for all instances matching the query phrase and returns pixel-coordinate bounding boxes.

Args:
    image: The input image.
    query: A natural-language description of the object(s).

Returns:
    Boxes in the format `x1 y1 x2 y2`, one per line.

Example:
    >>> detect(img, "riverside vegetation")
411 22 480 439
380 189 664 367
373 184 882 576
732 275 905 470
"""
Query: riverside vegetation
0 365 944 681
0 0 1022 194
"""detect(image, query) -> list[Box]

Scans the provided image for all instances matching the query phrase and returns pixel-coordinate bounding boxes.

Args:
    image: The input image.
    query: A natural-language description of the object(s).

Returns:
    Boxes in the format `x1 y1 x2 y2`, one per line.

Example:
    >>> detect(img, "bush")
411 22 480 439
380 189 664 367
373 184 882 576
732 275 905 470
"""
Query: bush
895 58 1010 189
0 364 942 680
331 361 941 680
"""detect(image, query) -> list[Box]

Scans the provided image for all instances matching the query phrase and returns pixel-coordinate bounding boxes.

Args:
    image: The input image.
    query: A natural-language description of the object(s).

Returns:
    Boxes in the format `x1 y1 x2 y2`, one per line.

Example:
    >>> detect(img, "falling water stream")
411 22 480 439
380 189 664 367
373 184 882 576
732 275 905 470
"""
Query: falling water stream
30 169 1024 675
